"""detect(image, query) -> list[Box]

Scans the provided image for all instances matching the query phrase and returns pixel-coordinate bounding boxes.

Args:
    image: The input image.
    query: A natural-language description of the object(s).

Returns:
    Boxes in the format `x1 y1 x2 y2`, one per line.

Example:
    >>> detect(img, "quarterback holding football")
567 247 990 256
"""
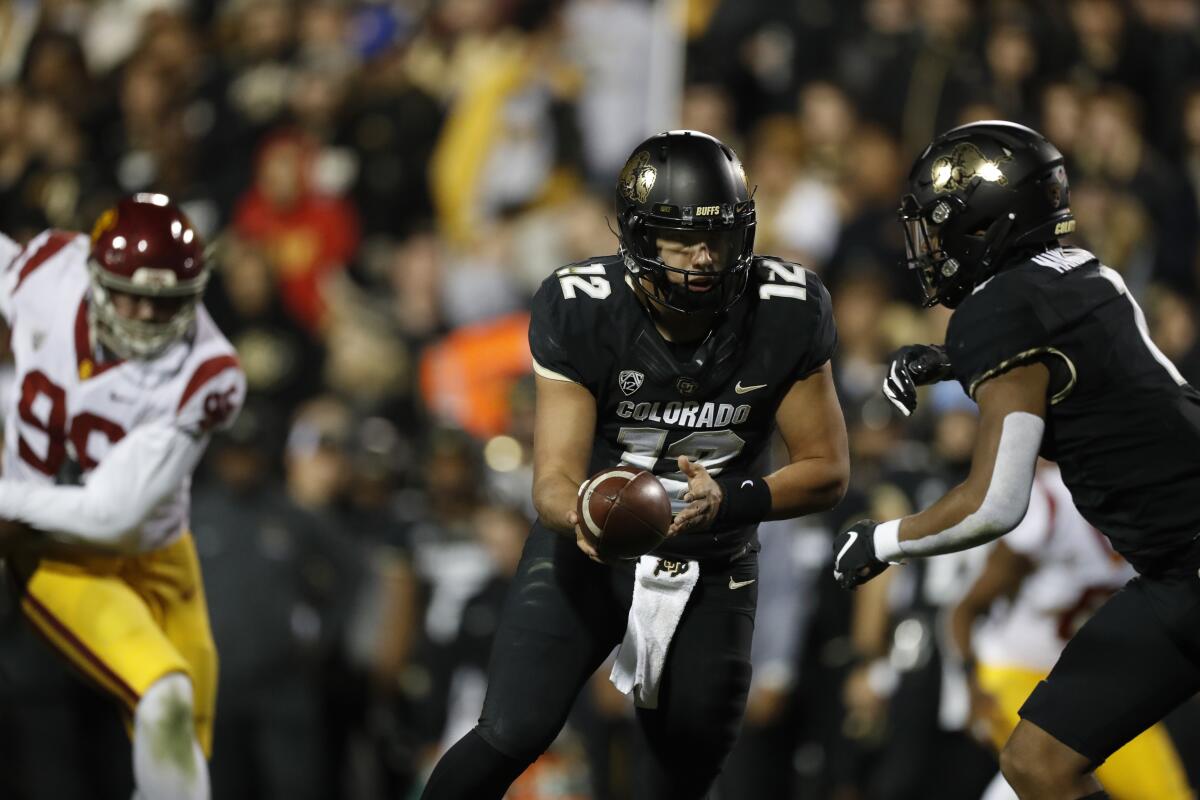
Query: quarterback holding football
422 130 849 799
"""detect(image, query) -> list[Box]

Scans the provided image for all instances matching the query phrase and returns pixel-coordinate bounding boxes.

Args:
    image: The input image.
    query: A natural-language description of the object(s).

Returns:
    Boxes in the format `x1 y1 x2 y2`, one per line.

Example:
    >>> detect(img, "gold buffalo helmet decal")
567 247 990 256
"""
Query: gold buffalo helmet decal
619 151 657 204
930 143 1012 194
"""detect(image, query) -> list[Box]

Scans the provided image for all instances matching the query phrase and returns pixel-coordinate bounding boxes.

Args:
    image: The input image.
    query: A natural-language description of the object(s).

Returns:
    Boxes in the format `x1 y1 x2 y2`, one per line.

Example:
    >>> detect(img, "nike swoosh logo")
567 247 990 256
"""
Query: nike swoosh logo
728 577 756 590
734 381 767 394
836 531 858 570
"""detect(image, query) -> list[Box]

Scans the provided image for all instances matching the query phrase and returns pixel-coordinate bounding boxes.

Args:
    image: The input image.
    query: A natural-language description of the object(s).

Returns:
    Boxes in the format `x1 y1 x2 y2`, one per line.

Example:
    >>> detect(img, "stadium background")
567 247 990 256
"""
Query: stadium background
0 0 1199 797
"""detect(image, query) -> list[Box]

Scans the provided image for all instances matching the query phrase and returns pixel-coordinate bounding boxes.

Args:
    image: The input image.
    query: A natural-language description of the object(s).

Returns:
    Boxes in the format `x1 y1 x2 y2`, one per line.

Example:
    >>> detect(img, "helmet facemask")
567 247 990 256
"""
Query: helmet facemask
620 209 756 315
88 260 209 360
900 192 1015 309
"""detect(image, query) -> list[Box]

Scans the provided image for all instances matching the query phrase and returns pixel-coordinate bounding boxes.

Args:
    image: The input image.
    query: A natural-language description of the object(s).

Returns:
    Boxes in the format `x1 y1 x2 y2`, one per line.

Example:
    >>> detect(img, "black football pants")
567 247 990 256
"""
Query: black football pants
421 521 757 800
1019 571 1200 767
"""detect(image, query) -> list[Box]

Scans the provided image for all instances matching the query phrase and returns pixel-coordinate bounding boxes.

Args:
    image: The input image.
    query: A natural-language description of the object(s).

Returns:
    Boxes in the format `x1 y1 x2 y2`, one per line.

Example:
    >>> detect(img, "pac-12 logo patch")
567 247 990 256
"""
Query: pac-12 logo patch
618 370 644 396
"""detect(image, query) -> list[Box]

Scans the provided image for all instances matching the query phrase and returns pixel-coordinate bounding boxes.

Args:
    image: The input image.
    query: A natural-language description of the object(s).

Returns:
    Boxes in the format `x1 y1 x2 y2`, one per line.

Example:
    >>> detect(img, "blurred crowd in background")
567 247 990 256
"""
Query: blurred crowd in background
0 0 1199 798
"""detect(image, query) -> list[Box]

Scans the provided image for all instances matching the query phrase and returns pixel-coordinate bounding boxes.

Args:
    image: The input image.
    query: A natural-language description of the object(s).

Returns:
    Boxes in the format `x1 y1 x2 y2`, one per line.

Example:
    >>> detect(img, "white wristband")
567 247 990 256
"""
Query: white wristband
873 519 906 563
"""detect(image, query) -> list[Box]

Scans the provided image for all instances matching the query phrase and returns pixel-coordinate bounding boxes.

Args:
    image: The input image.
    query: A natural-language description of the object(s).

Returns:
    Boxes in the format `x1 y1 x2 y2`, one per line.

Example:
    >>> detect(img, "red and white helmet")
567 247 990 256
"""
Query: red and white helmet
89 193 210 359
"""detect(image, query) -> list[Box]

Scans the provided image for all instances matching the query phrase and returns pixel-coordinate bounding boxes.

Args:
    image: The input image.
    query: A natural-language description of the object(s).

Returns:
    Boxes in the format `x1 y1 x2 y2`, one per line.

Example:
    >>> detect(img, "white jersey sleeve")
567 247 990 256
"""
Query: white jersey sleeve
174 352 246 436
0 423 207 553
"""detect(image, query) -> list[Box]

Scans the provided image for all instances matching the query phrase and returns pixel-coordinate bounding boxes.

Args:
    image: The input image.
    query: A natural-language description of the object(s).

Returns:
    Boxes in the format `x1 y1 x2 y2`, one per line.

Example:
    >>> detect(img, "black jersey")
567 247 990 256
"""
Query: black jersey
947 246 1200 576
529 255 836 561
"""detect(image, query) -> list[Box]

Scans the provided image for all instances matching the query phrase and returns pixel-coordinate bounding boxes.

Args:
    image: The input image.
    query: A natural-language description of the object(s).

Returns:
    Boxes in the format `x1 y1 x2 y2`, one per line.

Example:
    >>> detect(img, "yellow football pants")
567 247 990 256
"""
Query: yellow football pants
16 533 217 756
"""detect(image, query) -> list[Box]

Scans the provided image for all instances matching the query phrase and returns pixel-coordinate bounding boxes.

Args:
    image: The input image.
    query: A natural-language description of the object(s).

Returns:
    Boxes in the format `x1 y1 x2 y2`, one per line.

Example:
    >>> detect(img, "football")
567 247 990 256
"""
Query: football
577 467 672 559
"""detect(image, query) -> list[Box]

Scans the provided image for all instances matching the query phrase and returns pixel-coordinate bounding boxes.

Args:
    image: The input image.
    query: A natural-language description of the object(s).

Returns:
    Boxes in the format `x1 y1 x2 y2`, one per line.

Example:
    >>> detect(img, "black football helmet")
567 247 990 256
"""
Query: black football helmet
900 121 1074 308
616 130 756 314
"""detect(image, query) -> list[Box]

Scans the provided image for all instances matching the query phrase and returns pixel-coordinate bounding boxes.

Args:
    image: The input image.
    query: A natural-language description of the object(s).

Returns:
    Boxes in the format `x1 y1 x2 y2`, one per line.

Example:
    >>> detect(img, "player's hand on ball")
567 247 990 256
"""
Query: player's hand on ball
667 456 722 537
568 509 606 564
832 519 890 589
882 344 952 416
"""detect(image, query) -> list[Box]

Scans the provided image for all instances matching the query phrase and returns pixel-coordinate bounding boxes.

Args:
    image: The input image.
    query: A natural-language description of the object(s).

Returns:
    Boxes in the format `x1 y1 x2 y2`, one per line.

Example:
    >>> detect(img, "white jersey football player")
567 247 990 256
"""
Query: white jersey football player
0 194 245 800
950 463 1189 800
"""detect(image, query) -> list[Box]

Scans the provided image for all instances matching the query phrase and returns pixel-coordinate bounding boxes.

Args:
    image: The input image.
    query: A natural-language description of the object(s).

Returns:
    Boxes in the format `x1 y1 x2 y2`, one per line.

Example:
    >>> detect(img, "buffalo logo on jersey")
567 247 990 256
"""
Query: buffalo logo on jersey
653 559 689 577
930 143 1012 194
619 370 644 396
618 151 657 204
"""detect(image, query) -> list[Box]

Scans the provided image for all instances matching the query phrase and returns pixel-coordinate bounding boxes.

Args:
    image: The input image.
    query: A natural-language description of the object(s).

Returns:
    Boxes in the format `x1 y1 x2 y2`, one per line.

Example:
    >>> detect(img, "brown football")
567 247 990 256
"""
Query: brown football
576 467 672 560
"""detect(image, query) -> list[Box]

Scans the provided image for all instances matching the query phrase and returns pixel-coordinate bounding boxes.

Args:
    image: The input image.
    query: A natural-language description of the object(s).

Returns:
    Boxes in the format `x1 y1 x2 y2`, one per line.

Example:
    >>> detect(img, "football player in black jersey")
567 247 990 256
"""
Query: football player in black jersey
833 120 1200 800
421 130 849 799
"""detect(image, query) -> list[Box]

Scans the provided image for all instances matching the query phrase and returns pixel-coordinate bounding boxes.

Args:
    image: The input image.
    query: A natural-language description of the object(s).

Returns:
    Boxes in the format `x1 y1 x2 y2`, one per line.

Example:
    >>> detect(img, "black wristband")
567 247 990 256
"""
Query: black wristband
715 476 772 526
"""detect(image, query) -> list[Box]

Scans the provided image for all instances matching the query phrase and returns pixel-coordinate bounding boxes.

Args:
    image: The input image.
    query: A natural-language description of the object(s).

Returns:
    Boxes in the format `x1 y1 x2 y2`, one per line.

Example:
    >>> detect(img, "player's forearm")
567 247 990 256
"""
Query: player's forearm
872 483 1017 561
899 483 990 550
533 471 585 535
764 456 849 519
0 424 205 554
877 413 1042 560
871 482 1013 562
0 482 145 553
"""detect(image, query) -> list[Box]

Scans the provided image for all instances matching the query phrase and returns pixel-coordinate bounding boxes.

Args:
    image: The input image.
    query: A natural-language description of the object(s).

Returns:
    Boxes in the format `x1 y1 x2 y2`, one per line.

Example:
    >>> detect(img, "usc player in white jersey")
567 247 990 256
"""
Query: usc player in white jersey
0 194 244 800
950 463 1189 800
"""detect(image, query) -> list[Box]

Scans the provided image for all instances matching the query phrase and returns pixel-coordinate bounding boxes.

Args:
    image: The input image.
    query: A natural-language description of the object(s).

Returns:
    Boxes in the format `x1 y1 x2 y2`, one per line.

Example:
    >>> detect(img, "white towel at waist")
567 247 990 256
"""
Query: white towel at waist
609 555 700 709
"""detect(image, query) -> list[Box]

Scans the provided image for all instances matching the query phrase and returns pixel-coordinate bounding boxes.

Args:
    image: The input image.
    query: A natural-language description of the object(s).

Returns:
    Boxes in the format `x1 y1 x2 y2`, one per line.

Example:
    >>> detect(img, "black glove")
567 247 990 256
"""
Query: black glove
833 519 890 590
882 344 953 417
